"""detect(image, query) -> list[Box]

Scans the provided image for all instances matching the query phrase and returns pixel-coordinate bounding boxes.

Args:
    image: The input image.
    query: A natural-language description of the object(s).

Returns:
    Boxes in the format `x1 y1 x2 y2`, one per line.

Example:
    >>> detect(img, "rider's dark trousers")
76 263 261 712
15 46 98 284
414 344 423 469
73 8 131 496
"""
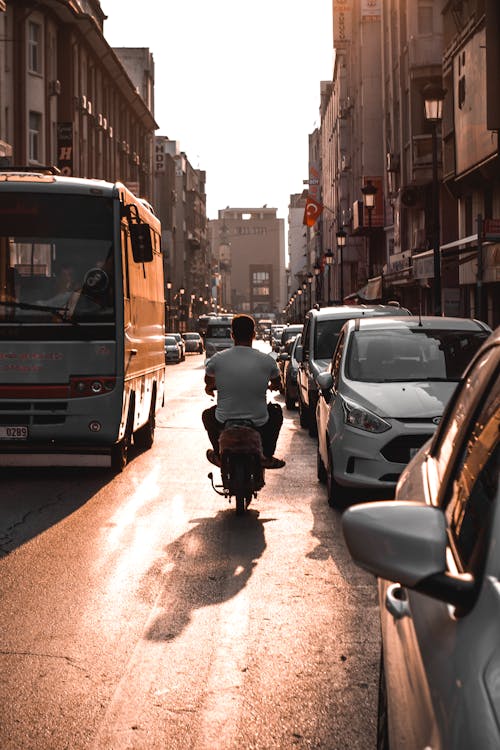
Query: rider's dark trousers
202 403 283 458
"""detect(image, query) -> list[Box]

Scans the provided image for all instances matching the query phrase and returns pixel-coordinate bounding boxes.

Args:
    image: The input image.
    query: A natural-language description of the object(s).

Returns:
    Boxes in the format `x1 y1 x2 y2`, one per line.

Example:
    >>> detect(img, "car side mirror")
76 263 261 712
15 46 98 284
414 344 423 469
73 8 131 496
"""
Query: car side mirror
295 344 303 362
316 371 333 402
342 501 475 610
130 223 154 263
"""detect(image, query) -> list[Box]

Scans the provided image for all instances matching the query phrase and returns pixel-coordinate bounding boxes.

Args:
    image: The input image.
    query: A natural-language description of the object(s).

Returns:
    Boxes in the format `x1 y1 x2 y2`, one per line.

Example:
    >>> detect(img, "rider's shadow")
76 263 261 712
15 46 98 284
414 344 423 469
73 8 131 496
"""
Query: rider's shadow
145 509 267 641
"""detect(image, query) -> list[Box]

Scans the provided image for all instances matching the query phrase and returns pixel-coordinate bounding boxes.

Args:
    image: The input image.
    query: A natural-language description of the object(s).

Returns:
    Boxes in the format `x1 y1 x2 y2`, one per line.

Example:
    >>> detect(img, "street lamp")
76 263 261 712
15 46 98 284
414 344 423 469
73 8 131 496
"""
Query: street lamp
302 280 307 313
307 271 314 310
336 229 347 302
361 180 377 229
297 288 303 319
325 249 334 305
166 279 172 330
178 286 185 330
423 82 446 316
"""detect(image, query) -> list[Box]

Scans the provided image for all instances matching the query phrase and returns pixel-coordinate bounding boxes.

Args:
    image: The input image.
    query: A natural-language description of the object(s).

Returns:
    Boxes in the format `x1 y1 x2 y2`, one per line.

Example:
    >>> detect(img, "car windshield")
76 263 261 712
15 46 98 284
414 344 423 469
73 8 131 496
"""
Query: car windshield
207 326 232 338
345 328 490 382
165 336 177 345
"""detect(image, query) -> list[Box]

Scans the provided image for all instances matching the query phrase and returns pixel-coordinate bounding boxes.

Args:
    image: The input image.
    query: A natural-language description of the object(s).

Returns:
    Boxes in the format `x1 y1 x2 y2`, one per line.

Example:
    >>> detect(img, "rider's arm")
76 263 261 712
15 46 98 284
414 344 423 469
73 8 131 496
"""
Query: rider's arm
205 372 216 396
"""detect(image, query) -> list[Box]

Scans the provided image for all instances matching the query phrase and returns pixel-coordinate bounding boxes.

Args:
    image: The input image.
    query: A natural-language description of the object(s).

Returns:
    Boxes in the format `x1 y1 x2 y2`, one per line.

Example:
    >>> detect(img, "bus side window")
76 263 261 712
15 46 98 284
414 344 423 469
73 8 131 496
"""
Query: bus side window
121 225 130 299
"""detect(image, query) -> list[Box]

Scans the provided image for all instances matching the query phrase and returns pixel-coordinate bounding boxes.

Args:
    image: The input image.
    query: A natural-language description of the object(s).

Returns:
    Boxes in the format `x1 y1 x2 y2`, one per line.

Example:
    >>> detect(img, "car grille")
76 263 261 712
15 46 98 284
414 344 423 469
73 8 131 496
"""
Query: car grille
381 434 433 463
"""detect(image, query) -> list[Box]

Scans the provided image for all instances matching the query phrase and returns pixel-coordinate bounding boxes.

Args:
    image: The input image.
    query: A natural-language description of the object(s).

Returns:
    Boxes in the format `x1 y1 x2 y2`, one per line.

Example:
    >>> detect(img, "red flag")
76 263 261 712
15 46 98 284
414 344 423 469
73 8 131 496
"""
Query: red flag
303 196 324 227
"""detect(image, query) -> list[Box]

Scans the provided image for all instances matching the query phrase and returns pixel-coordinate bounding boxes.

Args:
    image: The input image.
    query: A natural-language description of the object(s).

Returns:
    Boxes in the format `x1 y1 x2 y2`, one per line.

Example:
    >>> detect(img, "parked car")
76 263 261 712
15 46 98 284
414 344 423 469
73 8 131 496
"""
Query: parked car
182 331 204 353
270 324 285 350
167 332 185 361
296 303 411 436
316 316 491 505
164 335 181 364
279 323 303 352
279 333 302 410
341 326 500 750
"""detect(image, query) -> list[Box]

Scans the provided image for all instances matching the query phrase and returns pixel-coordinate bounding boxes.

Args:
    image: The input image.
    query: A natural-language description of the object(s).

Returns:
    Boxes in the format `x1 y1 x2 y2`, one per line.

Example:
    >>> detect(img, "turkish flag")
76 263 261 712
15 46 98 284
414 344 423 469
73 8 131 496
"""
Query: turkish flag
303 196 324 227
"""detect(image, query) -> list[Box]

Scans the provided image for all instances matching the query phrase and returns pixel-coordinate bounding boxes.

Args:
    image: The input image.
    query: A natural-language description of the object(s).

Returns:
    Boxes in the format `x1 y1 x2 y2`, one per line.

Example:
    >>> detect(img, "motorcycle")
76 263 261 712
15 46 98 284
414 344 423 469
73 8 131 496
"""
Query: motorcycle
208 419 265 515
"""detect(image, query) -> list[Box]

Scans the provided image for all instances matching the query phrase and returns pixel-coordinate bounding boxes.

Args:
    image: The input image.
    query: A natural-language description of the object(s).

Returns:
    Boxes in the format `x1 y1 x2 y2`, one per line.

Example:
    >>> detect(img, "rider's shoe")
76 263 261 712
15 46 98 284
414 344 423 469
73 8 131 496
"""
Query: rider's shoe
262 455 286 469
206 448 221 467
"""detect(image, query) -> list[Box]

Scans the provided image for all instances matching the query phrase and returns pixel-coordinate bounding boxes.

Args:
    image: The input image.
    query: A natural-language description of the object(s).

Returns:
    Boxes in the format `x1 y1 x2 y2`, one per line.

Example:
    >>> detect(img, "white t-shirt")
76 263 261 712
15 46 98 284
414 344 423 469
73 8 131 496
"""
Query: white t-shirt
205 345 280 426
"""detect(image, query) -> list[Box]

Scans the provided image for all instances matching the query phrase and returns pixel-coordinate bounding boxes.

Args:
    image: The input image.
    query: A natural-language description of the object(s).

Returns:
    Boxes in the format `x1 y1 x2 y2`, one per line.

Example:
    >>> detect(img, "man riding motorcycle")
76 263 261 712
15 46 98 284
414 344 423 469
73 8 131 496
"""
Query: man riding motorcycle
202 314 286 469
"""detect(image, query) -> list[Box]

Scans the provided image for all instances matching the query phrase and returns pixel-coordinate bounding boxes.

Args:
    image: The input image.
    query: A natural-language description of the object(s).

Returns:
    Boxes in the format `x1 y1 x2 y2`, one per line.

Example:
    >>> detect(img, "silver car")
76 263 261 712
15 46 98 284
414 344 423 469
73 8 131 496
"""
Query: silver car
316 316 491 505
342 326 500 750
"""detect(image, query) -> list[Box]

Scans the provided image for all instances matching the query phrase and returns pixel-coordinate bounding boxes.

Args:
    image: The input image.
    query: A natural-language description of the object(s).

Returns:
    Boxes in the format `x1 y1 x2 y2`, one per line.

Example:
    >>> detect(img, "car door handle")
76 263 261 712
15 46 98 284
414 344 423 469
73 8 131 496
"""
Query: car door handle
385 583 411 620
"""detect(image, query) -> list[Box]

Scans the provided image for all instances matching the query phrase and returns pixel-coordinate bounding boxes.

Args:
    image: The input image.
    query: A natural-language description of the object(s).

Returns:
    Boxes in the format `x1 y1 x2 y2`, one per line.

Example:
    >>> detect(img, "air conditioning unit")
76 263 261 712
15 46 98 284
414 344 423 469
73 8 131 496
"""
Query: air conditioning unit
108 125 113 139
80 95 87 112
97 113 104 128
341 154 351 171
386 152 400 173
48 79 61 96
120 140 130 154
400 186 423 208
102 116 108 131
86 99 93 116
412 228 426 248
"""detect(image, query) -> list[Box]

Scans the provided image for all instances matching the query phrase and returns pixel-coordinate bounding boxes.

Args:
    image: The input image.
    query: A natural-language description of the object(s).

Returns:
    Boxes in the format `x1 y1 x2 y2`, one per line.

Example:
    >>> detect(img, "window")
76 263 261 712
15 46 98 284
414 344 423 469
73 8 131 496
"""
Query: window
29 112 42 162
28 21 42 74
251 269 270 297
417 0 433 34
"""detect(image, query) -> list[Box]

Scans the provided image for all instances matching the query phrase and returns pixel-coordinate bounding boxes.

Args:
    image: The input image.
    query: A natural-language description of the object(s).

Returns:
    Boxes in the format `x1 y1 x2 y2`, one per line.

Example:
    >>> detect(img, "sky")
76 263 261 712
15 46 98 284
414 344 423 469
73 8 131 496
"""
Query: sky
100 0 333 223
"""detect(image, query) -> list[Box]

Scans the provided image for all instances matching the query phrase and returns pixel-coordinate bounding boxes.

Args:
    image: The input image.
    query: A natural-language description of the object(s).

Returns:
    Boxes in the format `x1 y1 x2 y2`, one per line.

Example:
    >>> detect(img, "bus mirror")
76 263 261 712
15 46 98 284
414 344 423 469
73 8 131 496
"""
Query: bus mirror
130 223 153 263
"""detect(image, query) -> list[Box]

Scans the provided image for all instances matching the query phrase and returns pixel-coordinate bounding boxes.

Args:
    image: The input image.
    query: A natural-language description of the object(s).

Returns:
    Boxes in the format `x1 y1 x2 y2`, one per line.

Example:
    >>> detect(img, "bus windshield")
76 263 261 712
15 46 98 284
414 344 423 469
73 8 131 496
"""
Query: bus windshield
0 193 115 324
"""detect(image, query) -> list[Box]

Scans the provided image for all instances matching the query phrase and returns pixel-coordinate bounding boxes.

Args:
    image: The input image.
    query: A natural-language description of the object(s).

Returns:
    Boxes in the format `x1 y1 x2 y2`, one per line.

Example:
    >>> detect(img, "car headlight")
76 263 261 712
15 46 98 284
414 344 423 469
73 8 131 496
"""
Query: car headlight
341 397 391 433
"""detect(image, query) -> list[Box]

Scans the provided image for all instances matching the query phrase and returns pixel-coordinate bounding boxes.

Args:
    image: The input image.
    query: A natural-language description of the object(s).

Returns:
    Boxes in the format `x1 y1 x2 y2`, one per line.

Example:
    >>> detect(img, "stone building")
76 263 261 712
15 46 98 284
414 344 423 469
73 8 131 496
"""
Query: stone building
208 208 286 317
0 0 157 202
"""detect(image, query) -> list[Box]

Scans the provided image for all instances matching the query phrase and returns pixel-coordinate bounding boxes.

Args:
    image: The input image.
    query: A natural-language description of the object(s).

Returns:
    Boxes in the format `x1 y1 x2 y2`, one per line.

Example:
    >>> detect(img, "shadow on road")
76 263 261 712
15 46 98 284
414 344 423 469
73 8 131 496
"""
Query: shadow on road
145 508 269 641
0 467 113 557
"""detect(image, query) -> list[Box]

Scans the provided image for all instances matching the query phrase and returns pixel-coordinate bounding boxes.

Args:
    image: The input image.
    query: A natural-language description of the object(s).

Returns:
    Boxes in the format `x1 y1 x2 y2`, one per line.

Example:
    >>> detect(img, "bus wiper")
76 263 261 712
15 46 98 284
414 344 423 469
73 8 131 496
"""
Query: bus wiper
0 299 80 325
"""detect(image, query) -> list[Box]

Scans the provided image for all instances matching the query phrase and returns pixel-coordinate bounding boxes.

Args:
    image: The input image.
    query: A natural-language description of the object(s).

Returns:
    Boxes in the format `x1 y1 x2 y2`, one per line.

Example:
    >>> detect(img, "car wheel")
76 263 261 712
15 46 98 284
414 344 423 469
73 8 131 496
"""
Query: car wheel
298 393 309 428
308 412 318 438
134 391 156 451
326 449 349 508
377 649 390 750
317 445 327 484
111 403 134 473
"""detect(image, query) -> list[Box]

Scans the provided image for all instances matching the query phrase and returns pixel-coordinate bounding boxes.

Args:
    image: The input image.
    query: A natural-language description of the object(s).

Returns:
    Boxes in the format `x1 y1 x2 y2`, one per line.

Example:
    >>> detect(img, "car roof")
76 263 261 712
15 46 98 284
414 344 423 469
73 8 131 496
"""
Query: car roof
306 304 410 321
344 315 491 333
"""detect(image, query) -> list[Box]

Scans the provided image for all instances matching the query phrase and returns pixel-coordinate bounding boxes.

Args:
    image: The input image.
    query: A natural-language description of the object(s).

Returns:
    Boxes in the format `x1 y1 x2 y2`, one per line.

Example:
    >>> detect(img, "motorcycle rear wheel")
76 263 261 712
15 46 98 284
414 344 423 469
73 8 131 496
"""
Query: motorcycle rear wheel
235 493 246 515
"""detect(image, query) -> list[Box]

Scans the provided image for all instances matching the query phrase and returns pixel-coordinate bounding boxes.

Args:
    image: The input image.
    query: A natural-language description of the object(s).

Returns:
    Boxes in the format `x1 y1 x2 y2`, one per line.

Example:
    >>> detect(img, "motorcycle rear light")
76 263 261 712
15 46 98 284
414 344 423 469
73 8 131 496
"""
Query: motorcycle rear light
70 376 116 397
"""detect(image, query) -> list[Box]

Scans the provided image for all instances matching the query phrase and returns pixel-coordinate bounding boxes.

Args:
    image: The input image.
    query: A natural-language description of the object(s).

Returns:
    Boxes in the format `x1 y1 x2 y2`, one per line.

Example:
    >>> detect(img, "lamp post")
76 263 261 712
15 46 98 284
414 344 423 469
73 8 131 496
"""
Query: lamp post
178 286 185 331
301 280 307 313
423 82 445 316
361 180 378 279
297 288 303 320
325 249 334 305
307 271 313 310
314 261 321 304
166 279 172 331
336 230 346 302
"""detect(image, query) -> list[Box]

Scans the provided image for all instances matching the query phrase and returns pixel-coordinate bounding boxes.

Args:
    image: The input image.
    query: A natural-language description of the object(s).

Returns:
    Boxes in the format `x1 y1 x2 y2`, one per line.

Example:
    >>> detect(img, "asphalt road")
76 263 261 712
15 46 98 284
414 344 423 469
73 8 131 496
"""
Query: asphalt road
0 347 380 750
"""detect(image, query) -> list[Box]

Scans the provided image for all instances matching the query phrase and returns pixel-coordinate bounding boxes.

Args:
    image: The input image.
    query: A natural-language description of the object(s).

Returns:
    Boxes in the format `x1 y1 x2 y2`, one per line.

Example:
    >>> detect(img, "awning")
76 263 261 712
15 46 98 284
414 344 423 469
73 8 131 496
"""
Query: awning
345 276 383 302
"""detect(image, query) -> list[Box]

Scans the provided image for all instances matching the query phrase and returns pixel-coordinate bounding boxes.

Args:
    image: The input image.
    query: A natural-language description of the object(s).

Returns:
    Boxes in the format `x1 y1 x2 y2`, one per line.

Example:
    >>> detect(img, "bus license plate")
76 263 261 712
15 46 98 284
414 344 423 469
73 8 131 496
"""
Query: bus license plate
0 426 28 440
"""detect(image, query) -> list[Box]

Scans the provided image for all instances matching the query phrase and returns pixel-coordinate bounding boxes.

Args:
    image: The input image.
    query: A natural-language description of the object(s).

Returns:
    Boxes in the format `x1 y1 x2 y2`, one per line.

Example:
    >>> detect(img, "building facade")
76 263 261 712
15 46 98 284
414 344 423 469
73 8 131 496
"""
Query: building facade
0 0 157 202
312 0 499 328
208 208 286 317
